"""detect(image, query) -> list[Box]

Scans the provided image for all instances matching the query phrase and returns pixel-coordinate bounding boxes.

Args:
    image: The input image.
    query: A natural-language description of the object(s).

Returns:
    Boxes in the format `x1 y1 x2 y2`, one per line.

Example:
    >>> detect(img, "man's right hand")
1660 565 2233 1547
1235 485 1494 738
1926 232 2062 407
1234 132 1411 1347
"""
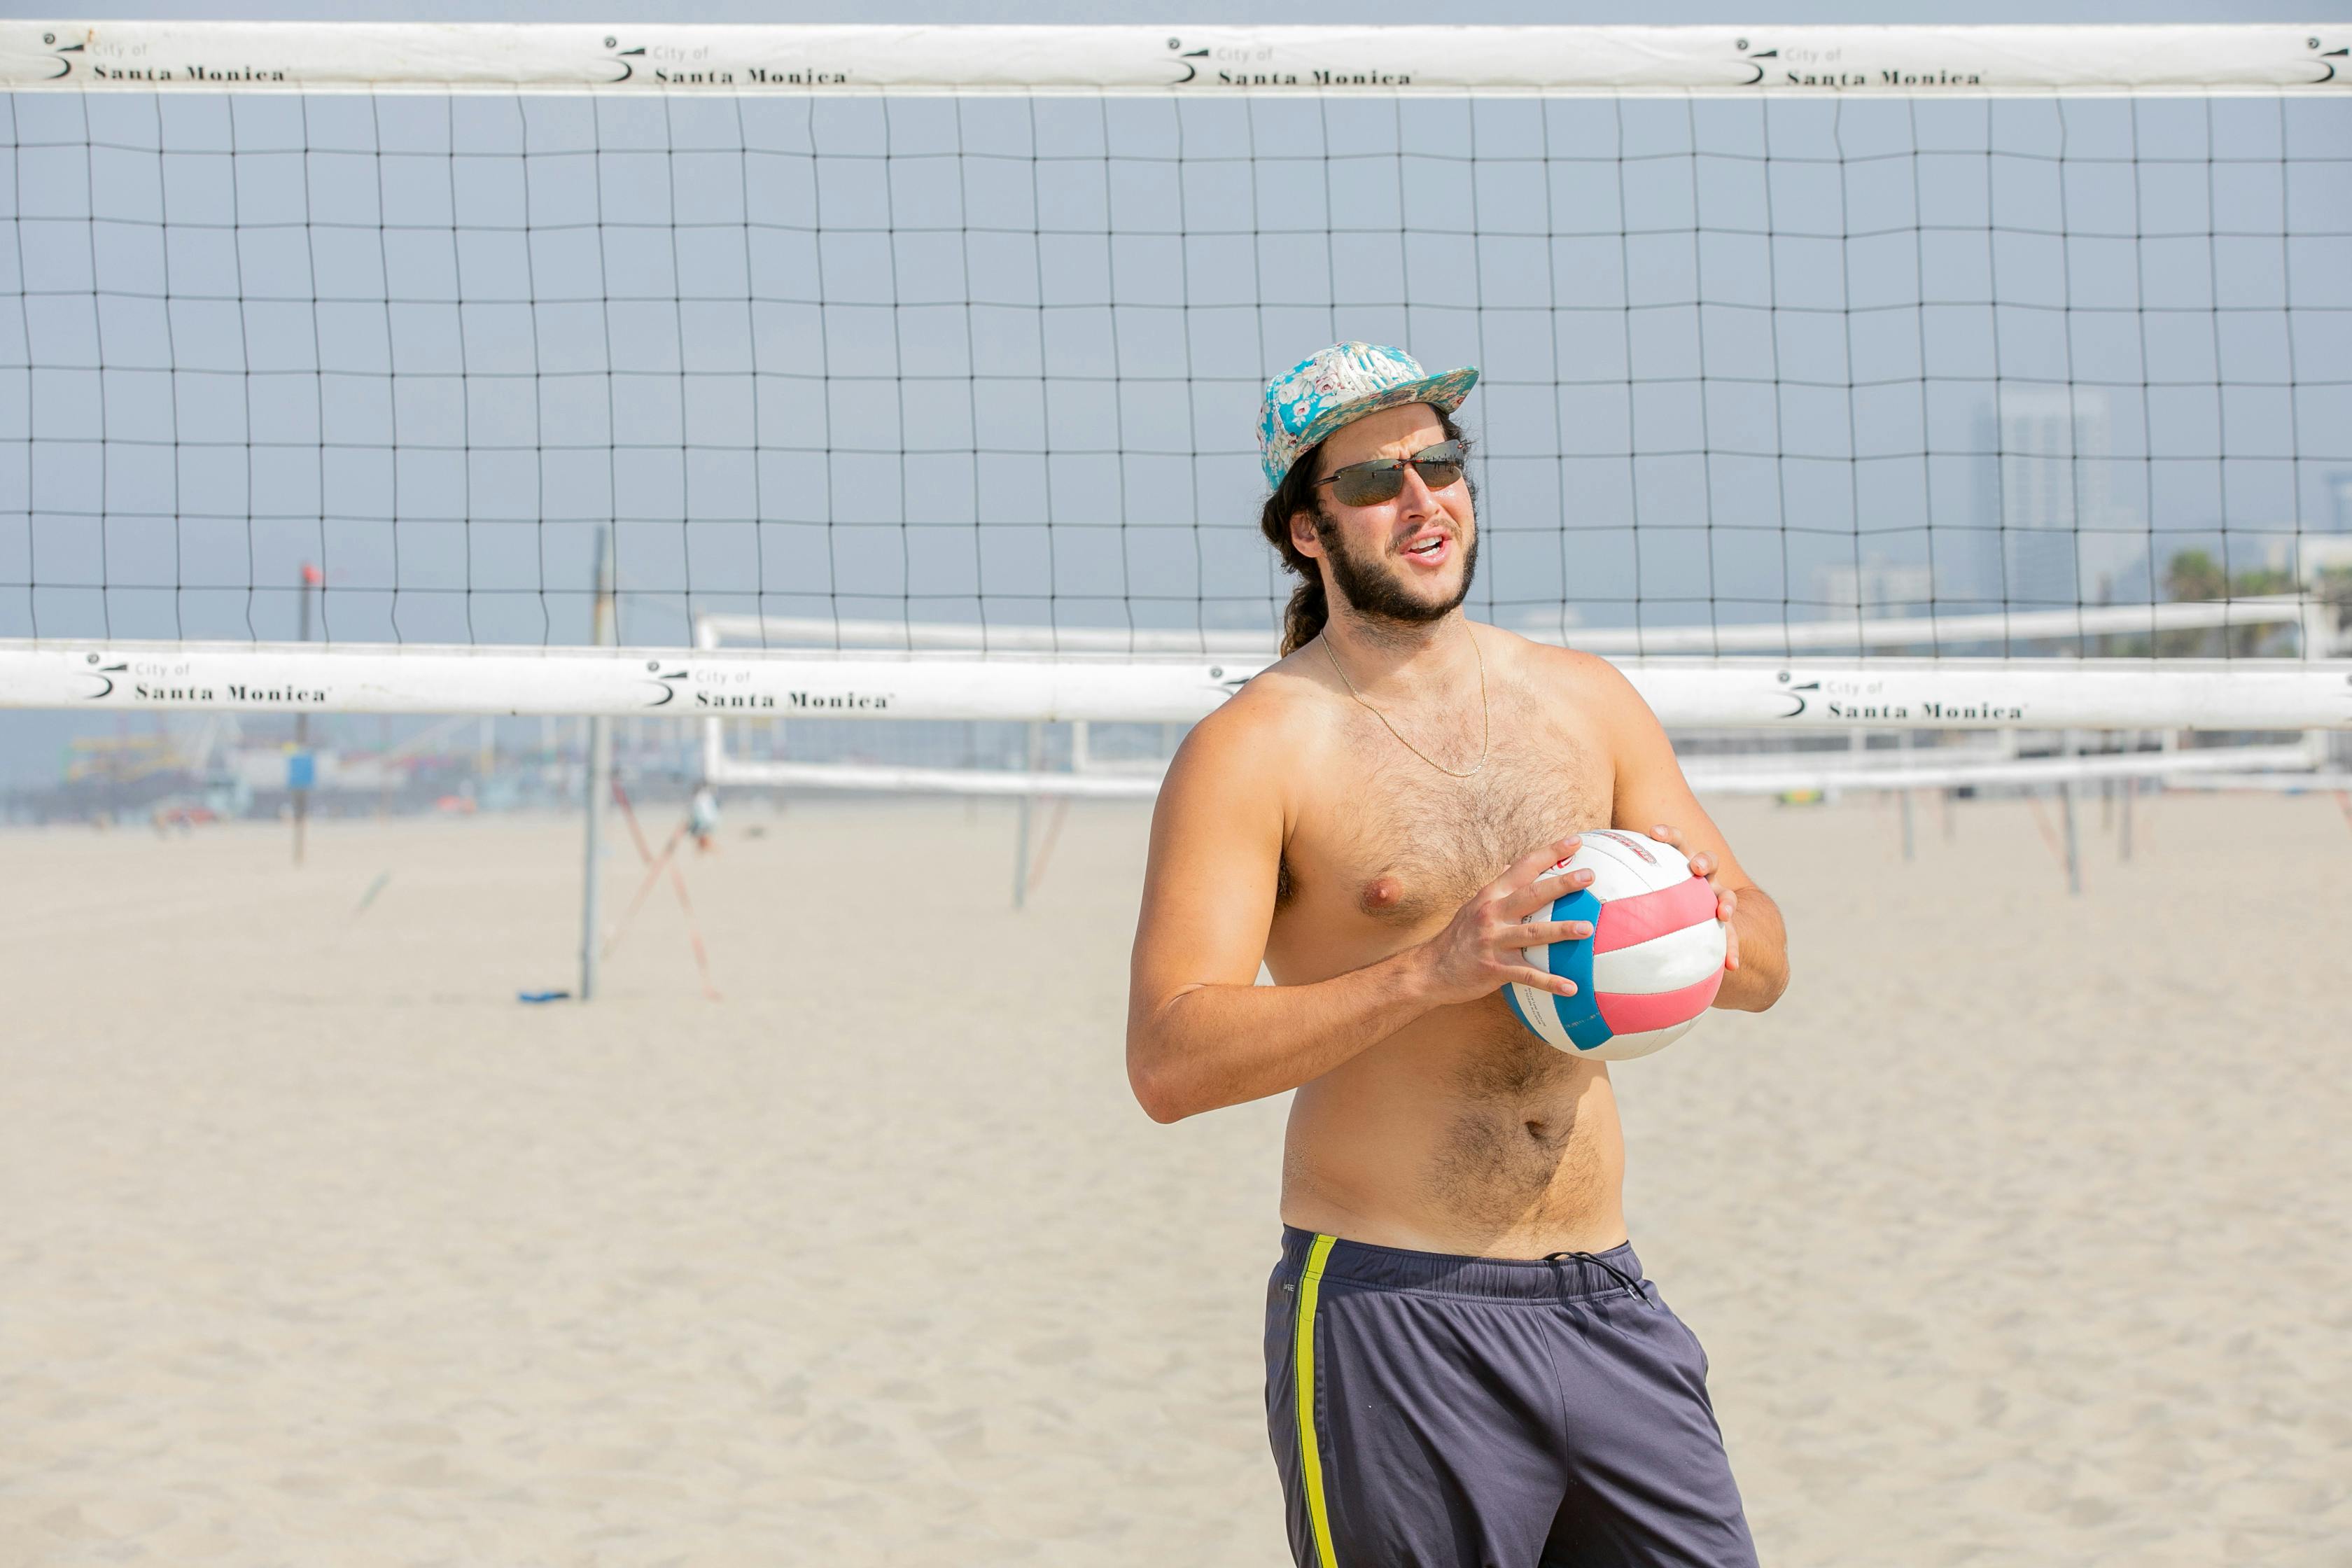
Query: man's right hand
1414 836 1595 1008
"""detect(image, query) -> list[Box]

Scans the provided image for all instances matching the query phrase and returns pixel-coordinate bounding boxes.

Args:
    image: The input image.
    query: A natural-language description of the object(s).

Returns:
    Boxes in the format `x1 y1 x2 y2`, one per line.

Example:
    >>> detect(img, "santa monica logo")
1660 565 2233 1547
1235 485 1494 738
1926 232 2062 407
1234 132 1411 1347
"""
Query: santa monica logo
601 36 845 88
1163 36 1412 89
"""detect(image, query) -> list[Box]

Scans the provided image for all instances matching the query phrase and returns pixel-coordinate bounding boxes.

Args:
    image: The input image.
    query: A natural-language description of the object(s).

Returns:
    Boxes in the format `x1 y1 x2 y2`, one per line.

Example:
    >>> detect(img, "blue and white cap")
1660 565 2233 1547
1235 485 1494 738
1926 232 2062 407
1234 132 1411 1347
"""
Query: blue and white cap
1257 342 1479 489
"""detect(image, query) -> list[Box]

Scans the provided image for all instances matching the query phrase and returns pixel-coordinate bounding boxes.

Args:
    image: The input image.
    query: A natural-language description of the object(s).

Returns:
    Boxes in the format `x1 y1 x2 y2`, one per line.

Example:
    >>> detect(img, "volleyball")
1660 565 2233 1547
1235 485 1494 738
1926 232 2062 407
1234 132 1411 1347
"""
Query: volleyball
1504 830 1727 1062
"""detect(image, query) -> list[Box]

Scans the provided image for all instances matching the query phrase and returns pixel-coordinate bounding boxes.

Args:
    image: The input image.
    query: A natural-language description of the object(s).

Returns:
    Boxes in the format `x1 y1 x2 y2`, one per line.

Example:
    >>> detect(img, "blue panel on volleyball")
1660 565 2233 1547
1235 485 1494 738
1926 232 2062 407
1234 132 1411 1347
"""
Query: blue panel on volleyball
1502 886 1611 1053
1541 888 1610 1051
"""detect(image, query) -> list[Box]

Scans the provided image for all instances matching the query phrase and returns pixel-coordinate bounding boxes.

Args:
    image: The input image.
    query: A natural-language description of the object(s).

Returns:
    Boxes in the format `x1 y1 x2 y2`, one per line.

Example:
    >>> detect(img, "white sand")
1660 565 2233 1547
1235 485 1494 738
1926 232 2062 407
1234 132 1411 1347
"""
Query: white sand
1 789 2347 1565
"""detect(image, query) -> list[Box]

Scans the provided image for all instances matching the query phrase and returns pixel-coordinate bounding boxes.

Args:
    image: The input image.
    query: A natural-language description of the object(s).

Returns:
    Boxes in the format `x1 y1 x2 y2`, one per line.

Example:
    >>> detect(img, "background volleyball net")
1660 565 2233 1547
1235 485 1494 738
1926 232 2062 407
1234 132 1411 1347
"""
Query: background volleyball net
1 23 2348 744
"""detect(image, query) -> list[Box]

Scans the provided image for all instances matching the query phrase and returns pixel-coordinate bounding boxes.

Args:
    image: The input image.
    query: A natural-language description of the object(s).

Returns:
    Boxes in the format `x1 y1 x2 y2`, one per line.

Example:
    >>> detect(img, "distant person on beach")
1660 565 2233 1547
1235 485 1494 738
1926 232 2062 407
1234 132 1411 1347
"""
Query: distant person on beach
1126 344 1791 1567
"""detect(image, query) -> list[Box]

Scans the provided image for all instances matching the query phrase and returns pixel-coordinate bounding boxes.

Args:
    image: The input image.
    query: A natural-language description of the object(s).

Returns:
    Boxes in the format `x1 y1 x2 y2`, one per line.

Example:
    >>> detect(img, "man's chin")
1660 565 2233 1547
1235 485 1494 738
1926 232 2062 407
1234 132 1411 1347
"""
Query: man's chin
1320 526 1478 627
1348 574 1470 626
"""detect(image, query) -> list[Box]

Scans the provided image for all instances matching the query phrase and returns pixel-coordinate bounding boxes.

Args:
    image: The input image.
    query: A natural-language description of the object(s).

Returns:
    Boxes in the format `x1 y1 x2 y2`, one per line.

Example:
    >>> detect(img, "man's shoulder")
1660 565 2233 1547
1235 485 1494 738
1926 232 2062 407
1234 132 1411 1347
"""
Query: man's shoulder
1483 626 1662 766
1180 652 1331 774
1485 626 1637 704
1152 656 1331 853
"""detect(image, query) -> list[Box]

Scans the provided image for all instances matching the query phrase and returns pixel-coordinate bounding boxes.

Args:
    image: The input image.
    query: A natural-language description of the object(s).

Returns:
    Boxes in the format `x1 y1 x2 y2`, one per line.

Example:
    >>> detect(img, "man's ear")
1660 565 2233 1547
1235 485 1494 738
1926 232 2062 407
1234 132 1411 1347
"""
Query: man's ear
1289 508 1325 561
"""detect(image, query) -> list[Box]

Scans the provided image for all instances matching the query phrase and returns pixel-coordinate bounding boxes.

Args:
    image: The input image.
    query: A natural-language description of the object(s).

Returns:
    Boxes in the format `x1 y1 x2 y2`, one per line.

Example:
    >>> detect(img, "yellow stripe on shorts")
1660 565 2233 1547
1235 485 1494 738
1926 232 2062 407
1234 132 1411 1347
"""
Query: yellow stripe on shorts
1294 1232 1341 1568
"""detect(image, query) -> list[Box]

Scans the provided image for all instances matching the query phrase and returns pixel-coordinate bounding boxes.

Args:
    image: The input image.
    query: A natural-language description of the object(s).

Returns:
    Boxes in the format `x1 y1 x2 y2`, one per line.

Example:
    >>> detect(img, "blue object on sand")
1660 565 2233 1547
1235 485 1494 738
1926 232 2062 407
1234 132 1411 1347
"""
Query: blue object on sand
517 989 572 1004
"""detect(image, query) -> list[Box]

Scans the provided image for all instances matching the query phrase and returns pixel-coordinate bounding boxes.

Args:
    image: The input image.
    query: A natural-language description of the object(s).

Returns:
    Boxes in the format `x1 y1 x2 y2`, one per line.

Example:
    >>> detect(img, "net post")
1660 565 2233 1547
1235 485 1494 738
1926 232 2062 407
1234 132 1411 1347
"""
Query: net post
1899 731 1915 863
580 528 616 1002
2061 729 2082 895
2120 760 2136 863
291 564 318 866
1012 720 1044 911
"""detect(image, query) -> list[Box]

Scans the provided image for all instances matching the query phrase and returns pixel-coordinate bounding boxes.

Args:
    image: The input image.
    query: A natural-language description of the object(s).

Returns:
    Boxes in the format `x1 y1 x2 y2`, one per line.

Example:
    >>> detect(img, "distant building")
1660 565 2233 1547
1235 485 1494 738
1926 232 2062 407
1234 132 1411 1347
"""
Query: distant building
1813 556 1934 617
2293 533 2352 584
1974 385 2122 610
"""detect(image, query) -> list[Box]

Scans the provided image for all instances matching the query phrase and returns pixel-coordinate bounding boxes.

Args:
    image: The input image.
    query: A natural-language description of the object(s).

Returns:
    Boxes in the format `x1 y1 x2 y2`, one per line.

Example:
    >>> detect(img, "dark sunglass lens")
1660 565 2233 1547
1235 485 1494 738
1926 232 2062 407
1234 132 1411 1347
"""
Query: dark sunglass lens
1331 463 1406 507
1412 441 1465 489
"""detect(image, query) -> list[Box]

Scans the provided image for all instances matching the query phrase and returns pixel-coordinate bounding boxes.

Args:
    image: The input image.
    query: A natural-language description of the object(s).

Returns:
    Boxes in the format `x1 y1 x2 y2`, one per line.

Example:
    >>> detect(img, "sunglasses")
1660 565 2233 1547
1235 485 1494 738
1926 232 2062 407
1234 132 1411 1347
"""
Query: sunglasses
1312 440 1469 507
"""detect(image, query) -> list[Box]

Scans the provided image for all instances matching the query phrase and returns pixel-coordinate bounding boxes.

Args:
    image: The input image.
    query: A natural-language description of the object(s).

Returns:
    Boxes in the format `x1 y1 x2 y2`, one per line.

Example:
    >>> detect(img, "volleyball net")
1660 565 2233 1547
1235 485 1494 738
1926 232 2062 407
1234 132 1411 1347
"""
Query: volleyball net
1 23 2348 734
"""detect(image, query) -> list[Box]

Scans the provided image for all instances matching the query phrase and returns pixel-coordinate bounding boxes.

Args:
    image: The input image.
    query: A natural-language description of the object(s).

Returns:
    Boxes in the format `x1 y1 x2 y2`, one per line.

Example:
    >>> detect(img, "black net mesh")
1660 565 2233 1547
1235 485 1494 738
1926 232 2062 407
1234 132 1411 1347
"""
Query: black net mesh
4 89 2348 659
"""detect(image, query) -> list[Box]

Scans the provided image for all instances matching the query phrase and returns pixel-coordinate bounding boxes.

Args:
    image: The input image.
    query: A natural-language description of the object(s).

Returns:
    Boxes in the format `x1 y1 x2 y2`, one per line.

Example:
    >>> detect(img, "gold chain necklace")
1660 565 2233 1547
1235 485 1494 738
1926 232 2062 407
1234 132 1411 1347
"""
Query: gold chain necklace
1322 626 1491 780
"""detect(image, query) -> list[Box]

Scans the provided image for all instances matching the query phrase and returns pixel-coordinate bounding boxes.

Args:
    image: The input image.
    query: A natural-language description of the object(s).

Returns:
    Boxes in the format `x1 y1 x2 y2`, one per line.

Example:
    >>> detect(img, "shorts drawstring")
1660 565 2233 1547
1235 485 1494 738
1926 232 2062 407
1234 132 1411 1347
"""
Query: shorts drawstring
1543 1250 1648 1304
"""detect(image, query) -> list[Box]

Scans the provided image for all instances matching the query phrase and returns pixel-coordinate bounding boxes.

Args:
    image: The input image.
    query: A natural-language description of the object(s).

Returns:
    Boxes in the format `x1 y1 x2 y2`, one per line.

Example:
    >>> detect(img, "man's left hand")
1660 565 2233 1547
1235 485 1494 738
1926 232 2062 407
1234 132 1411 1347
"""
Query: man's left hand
1646 824 1739 974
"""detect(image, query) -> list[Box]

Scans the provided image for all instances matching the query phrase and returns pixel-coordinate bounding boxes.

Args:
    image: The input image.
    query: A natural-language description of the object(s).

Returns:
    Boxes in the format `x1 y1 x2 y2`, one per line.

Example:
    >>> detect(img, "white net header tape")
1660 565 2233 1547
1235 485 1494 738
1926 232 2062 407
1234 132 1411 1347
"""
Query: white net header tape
7 643 2348 729
1 23 2345 97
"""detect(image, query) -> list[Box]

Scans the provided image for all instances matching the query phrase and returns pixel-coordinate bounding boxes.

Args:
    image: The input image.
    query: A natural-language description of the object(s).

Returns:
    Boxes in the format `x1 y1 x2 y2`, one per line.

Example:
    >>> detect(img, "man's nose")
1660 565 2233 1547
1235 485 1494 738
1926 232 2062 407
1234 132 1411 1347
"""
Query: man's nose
1394 463 1442 517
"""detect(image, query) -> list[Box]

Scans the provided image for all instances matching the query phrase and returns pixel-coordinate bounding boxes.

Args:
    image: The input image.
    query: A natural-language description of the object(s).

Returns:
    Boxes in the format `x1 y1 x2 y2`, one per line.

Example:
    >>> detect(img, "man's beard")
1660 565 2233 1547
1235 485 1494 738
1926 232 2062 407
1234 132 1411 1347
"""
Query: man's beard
1313 507 1479 629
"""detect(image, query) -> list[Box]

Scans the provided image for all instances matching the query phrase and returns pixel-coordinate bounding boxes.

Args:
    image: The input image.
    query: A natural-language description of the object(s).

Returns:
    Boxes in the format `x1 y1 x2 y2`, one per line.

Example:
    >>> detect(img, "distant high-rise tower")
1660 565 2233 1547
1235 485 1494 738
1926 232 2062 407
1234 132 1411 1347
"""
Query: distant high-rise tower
1972 386 2122 612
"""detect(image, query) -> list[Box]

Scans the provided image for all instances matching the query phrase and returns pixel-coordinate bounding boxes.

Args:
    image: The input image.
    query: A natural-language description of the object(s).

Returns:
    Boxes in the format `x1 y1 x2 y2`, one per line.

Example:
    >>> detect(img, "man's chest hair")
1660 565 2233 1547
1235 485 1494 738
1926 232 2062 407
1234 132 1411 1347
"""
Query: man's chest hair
1301 710 1610 927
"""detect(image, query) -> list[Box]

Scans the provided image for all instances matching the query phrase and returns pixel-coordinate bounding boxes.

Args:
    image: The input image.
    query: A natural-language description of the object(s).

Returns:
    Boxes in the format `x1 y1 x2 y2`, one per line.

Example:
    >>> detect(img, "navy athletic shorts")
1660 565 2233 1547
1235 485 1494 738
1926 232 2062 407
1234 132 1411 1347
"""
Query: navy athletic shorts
1265 1227 1757 1567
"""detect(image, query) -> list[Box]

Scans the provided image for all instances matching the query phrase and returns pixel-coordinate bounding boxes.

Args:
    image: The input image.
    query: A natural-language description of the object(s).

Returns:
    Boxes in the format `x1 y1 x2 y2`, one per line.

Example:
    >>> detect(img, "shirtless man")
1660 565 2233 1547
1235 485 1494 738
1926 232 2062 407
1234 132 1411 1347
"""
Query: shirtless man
1126 343 1790 1567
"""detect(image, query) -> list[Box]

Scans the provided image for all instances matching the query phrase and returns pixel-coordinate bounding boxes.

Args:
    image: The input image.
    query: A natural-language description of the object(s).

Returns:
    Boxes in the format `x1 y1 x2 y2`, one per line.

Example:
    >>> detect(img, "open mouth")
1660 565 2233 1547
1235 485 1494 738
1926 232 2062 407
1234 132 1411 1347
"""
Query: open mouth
1401 533 1450 565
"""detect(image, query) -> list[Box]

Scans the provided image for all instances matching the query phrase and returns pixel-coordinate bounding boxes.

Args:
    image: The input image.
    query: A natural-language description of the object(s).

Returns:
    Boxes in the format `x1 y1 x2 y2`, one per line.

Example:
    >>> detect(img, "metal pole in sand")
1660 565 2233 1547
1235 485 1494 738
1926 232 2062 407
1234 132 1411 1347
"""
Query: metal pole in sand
2115 728 2136 862
2060 728 2082 895
291 561 318 864
580 528 615 1001
1898 730 1915 862
1013 720 1044 910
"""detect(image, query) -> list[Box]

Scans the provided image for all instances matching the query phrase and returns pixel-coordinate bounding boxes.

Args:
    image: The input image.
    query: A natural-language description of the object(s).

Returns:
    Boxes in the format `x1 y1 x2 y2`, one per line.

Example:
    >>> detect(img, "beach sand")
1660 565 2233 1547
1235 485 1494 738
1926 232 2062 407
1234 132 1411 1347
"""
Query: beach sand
1 788 2347 1565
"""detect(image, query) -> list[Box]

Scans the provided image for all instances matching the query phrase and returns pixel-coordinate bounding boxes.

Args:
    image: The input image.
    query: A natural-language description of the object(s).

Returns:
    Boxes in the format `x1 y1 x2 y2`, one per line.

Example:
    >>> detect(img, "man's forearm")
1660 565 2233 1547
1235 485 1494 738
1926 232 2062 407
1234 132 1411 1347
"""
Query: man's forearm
1716 886 1789 1011
1128 947 1438 1123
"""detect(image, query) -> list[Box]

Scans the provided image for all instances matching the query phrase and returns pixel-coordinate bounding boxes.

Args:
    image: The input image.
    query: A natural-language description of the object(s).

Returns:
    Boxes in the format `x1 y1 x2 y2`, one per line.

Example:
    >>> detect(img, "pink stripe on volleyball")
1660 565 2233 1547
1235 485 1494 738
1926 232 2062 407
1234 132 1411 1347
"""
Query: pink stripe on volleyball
1596 969 1725 1034
1592 874 1718 955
